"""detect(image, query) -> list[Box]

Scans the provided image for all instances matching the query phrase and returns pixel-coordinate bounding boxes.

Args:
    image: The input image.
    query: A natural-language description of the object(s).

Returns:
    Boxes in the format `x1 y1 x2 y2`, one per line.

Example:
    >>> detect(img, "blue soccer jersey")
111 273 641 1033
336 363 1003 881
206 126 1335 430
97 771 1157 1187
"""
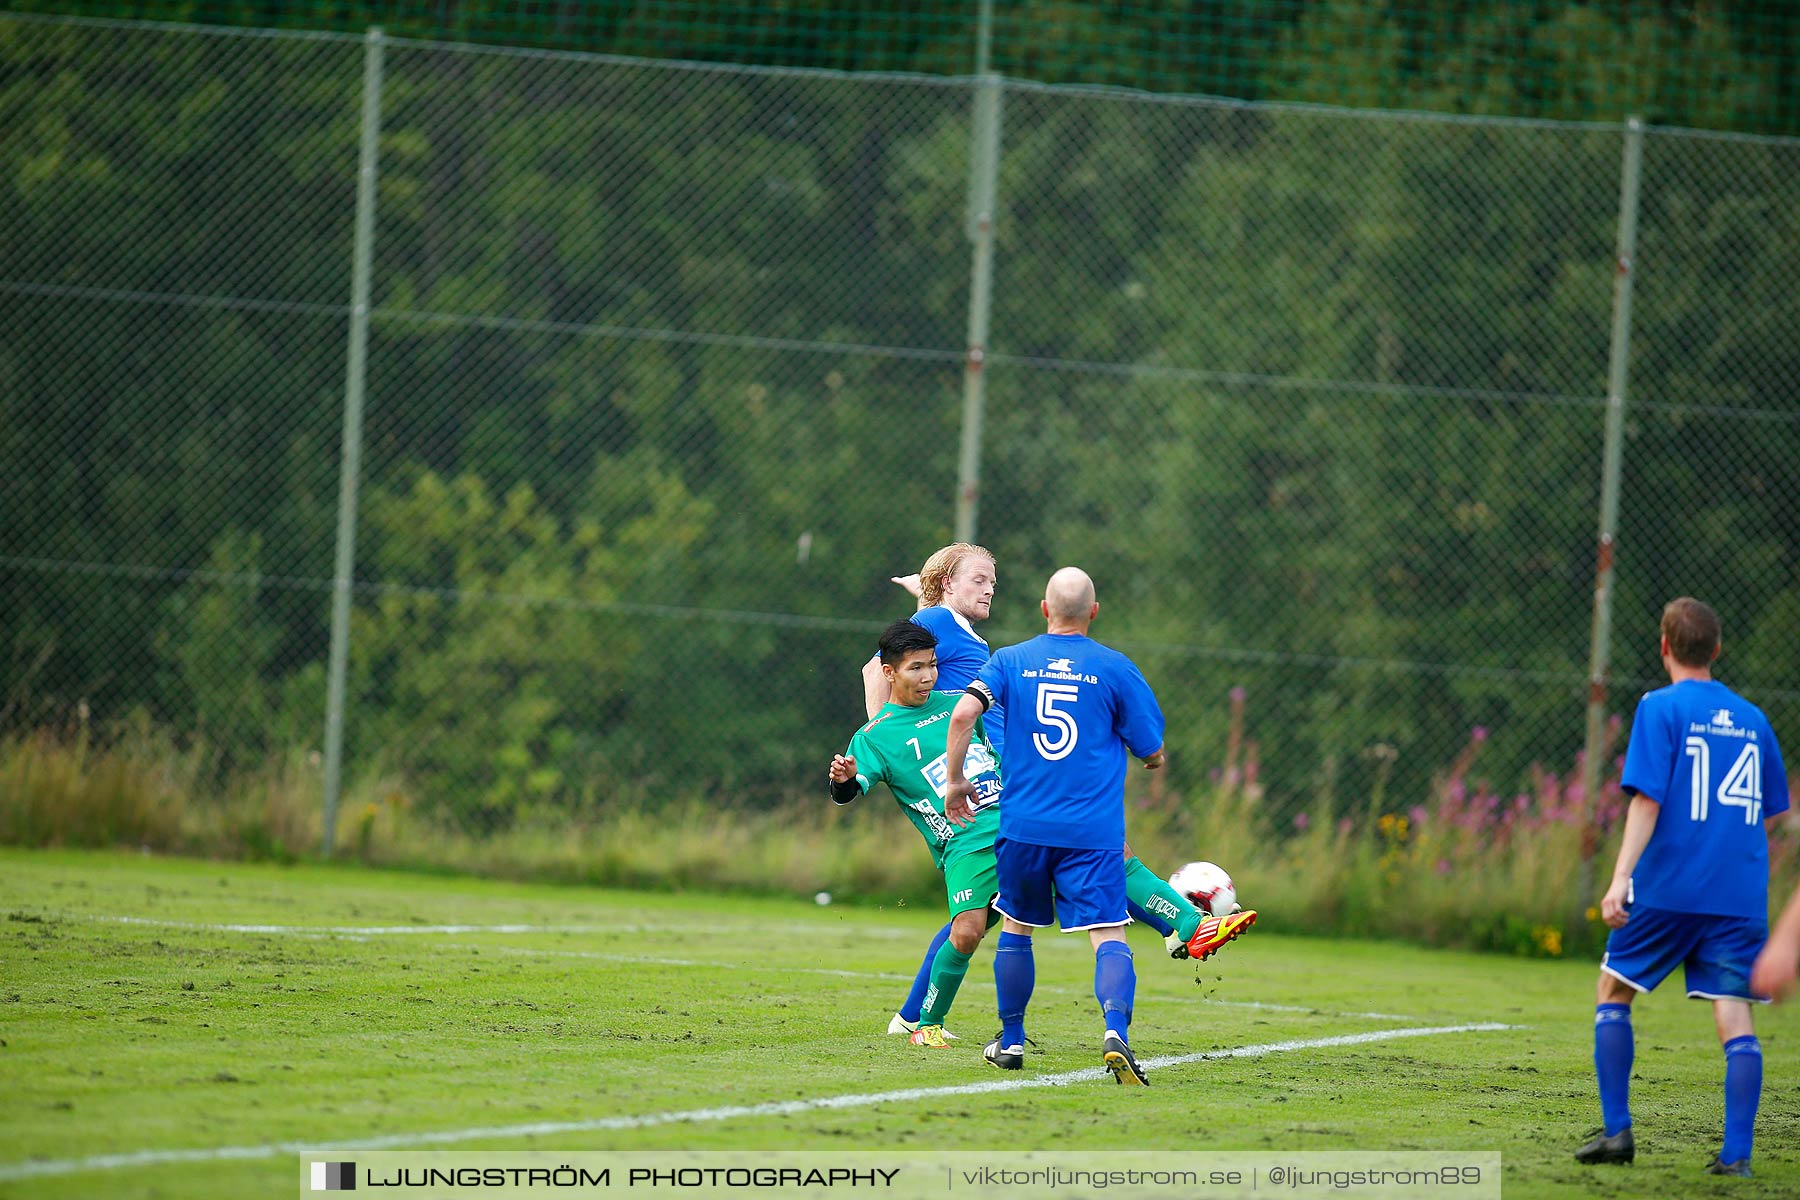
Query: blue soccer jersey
910 604 1006 761
972 633 1164 851
1621 679 1789 919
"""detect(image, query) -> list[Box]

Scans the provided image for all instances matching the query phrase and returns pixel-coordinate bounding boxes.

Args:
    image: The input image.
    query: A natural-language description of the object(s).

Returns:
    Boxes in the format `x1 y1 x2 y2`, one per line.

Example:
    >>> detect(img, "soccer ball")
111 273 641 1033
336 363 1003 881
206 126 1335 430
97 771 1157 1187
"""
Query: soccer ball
1169 861 1237 918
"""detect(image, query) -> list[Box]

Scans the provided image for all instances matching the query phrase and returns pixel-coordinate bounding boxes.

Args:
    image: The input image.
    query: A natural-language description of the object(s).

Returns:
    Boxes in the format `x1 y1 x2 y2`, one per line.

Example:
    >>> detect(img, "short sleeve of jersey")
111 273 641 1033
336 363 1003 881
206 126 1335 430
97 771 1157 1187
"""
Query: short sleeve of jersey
1112 656 1166 758
1760 718 1791 819
1620 692 1675 803
907 605 990 692
845 727 887 796
975 650 1012 717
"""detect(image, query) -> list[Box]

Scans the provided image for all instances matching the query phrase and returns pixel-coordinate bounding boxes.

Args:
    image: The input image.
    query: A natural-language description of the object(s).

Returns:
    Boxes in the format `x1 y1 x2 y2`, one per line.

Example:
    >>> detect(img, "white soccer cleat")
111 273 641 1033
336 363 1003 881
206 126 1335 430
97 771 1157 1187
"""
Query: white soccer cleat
887 1012 958 1039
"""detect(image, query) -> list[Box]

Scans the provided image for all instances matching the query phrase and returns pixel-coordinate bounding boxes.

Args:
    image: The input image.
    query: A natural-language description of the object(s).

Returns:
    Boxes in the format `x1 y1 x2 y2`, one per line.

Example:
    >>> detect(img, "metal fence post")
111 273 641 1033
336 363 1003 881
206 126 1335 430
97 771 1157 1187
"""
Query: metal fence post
321 26 385 856
1577 115 1645 906
953 0 1000 543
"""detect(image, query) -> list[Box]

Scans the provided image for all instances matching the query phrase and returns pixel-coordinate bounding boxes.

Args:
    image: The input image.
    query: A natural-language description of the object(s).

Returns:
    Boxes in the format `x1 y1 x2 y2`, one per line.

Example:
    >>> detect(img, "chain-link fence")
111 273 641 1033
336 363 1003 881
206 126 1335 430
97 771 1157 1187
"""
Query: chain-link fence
4 14 1799 852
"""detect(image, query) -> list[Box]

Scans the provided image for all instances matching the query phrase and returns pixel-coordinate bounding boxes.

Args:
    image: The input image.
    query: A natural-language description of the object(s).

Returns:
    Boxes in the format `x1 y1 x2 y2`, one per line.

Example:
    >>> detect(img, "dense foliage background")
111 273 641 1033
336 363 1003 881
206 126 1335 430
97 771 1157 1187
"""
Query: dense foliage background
2 6 1798 842
15 1 1800 135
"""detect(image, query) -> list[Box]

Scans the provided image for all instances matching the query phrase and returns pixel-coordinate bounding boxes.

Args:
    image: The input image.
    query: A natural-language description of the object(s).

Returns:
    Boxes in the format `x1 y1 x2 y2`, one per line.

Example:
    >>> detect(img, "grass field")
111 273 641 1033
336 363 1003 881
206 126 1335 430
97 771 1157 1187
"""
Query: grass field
2 847 1798 1199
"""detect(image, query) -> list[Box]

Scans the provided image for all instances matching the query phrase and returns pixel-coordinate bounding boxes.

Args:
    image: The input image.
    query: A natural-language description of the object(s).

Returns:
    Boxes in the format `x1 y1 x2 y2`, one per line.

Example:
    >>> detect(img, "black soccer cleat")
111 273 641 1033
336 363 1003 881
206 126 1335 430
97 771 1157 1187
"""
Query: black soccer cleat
982 1033 1023 1071
1102 1032 1148 1086
1703 1156 1752 1177
1574 1127 1634 1164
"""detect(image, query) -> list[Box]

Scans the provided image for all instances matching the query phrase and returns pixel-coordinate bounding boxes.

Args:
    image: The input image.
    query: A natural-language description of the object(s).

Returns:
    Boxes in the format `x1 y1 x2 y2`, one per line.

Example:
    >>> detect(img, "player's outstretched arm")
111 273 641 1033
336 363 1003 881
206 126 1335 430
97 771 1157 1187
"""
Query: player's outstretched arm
942 693 985 825
1752 878 1800 1001
890 572 923 601
1601 794 1660 927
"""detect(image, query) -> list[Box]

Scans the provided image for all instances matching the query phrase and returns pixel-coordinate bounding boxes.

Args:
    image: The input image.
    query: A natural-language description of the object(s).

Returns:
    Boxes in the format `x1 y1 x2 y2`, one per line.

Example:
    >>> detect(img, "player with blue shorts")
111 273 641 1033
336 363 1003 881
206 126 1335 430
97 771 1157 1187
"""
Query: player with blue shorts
1576 597 1789 1176
871 545 1239 1043
943 567 1256 1085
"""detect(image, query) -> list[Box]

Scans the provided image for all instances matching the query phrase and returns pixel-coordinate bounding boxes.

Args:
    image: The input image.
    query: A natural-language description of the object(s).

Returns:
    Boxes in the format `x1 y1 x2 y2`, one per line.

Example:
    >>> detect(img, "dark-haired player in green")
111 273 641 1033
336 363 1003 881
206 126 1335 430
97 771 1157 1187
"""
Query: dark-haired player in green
829 619 1003 1048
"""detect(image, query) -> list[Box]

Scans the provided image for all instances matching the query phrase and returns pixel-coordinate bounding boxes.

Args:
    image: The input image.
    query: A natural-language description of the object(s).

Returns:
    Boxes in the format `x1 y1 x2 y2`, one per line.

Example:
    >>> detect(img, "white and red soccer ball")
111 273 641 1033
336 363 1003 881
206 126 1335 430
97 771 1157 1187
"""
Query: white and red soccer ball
1169 860 1237 918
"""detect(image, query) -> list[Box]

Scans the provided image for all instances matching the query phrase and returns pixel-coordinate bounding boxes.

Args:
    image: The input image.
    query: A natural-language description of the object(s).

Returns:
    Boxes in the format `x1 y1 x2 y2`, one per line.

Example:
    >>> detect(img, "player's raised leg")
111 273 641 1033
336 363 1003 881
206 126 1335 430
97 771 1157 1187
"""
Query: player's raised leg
1123 853 1202 947
1185 909 1259 961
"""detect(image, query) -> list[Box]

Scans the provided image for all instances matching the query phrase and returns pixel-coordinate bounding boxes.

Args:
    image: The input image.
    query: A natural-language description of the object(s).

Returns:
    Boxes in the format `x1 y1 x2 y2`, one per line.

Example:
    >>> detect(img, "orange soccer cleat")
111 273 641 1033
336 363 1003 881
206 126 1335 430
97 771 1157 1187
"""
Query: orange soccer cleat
1184 909 1258 961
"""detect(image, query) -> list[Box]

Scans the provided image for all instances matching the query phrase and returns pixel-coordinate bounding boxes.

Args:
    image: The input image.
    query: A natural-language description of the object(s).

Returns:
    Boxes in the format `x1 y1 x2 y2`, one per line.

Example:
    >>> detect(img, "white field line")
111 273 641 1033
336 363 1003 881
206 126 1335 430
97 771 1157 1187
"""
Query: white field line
71 913 914 940
62 915 919 981
62 912 1420 1020
446 943 916 981
83 915 681 936
0 1023 1515 1182
458 942 1416 1020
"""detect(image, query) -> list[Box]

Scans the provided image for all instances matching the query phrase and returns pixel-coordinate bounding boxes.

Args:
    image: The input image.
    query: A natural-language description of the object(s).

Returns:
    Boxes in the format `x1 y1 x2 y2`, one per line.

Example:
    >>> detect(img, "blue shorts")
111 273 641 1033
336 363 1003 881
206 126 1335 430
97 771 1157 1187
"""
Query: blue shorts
993 837 1127 932
1601 906 1770 1002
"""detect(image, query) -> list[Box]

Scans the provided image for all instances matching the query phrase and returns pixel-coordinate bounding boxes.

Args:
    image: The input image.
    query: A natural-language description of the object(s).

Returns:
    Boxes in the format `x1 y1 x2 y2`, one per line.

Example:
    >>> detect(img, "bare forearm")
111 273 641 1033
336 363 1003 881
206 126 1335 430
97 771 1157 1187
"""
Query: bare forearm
1610 795 1662 885
861 656 888 721
1773 881 1800 953
944 696 983 784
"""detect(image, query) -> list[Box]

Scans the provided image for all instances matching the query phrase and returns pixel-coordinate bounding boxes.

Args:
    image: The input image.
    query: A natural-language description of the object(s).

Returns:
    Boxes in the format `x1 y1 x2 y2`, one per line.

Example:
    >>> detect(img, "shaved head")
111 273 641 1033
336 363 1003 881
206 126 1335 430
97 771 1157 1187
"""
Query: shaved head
1044 567 1096 621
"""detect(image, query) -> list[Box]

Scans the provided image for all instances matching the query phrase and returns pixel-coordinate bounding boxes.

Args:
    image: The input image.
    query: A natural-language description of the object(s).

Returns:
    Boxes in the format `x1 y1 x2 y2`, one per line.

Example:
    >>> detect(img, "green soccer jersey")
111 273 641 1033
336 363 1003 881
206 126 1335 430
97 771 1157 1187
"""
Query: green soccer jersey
845 691 1003 866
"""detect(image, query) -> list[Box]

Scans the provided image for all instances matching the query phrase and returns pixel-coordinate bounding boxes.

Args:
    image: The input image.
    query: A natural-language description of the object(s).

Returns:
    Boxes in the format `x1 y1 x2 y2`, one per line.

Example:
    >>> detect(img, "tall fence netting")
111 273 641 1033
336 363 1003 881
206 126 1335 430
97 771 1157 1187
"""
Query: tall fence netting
4 15 1799 854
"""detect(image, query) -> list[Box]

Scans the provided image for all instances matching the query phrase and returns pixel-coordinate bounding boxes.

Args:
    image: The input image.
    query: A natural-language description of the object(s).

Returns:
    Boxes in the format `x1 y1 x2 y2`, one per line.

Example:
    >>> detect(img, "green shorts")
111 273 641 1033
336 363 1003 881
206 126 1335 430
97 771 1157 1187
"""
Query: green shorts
939 808 1001 918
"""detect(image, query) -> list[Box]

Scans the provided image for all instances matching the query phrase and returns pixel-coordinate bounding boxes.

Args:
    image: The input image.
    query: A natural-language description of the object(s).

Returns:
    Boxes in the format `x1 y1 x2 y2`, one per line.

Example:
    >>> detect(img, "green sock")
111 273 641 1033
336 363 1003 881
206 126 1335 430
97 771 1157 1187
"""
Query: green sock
1125 855 1203 941
919 941 974 1026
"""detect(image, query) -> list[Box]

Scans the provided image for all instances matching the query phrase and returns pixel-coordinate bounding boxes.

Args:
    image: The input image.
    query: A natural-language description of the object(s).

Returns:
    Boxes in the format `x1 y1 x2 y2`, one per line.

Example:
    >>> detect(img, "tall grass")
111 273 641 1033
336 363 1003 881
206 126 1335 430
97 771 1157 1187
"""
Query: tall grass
5 701 1795 958
1172 708 1799 958
0 709 323 862
0 712 942 901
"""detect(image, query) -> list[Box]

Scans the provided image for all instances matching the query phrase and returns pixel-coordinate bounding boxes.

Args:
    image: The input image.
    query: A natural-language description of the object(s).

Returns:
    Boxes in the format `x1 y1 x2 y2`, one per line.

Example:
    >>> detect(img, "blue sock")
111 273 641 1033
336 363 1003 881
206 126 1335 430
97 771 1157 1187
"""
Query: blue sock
1722 1035 1762 1164
993 931 1034 1047
1594 1003 1633 1136
1127 900 1174 938
898 921 953 1023
1094 940 1136 1041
